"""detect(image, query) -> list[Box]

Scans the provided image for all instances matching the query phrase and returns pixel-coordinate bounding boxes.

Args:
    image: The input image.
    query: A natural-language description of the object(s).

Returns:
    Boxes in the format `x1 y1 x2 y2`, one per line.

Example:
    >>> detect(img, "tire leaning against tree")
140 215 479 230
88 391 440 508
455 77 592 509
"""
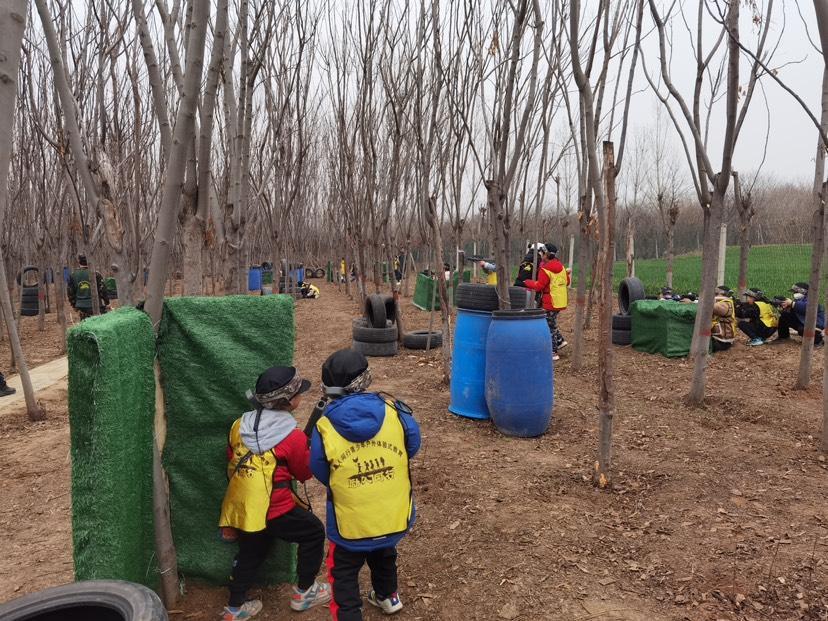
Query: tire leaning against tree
352 339 399 357
352 318 398 343
0 580 168 621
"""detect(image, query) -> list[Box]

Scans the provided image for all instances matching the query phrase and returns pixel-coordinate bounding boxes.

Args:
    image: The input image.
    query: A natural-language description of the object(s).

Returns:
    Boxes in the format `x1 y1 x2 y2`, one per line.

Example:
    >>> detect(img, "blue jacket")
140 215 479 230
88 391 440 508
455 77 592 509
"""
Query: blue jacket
310 392 421 551
792 297 825 330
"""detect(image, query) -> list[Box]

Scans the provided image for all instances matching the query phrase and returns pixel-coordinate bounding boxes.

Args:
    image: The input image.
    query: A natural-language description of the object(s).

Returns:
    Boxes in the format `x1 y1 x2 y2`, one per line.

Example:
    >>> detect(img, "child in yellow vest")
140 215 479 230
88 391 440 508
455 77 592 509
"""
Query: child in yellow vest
219 366 331 620
310 350 421 621
736 288 778 346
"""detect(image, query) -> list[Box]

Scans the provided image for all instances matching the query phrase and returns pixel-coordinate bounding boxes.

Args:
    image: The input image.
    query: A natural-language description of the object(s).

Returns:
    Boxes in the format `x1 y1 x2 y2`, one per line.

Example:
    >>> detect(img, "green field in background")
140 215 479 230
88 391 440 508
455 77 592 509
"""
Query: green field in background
608 244 813 297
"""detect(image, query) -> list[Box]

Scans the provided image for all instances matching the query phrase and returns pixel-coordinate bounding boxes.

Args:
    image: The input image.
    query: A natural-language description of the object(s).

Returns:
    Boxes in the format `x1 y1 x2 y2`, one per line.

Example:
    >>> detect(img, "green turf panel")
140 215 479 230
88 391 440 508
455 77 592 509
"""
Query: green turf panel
157 295 297 586
67 307 156 586
631 300 697 358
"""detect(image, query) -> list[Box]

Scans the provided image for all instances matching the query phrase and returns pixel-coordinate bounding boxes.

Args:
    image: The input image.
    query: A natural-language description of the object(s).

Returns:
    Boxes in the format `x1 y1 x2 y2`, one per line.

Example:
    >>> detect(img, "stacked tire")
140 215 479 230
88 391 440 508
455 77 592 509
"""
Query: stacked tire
455 283 531 312
353 294 398 356
613 277 645 346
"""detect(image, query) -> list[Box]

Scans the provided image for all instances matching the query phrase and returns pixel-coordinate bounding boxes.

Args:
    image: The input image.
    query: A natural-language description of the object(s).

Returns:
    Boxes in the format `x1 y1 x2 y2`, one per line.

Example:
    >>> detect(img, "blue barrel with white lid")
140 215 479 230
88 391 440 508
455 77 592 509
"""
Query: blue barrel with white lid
448 309 493 420
485 308 554 437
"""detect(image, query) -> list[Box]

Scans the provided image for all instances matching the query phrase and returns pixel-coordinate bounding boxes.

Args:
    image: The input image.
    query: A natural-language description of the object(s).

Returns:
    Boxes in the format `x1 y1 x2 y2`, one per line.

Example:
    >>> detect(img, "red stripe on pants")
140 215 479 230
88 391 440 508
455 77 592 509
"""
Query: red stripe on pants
326 542 339 621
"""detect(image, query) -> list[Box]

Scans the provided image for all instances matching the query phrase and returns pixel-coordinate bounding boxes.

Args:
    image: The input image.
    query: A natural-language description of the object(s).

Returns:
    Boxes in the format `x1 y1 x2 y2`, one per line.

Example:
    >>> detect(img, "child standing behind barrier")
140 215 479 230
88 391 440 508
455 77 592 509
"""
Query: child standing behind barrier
219 366 331 620
310 349 421 621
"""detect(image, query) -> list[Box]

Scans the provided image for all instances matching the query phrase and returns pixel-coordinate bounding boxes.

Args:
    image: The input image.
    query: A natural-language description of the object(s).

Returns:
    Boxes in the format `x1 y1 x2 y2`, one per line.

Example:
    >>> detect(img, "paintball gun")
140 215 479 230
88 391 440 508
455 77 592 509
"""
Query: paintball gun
464 255 495 263
770 296 790 308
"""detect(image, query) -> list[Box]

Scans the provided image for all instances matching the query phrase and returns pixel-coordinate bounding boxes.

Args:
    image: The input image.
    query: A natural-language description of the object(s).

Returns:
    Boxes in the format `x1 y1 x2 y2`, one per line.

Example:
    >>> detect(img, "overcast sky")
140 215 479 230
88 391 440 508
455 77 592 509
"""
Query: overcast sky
626 1 822 187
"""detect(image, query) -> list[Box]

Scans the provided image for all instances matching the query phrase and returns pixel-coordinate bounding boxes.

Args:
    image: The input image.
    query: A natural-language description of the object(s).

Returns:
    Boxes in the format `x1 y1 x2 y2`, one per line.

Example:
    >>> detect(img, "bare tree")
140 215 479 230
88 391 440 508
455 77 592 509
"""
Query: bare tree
0 0 44 422
645 0 773 405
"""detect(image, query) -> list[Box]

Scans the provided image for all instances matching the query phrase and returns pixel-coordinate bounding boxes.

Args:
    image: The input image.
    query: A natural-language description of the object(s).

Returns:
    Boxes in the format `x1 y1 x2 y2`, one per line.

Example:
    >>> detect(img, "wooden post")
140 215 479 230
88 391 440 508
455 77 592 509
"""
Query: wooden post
568 234 575 270
717 223 727 286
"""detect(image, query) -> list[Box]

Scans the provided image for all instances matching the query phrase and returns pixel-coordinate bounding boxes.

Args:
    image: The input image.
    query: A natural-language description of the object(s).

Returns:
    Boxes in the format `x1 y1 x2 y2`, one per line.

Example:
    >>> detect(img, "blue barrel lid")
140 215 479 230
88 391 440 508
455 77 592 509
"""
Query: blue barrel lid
492 308 547 320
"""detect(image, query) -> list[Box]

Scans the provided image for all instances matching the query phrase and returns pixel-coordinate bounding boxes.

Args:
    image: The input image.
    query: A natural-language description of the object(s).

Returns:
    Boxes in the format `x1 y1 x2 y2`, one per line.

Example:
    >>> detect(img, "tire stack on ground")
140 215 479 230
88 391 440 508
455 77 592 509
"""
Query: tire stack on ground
353 293 399 356
613 276 646 346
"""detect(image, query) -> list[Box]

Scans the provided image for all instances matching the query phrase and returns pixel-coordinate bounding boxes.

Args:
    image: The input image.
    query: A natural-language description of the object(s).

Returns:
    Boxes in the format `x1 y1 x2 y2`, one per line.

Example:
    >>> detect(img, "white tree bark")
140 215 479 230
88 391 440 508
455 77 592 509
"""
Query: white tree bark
142 0 210 607
0 0 44 422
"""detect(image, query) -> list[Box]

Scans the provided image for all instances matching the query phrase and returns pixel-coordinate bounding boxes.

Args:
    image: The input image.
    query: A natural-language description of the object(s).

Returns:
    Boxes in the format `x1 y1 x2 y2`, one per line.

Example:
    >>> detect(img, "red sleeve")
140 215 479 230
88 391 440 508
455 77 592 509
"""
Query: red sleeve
524 268 550 292
279 429 313 482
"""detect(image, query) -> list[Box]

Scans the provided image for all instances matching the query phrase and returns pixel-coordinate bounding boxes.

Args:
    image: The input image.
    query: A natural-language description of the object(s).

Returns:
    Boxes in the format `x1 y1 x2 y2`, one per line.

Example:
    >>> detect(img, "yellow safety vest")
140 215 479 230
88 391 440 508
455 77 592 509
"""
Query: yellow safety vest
219 419 277 533
486 272 497 285
316 403 412 541
756 301 779 328
542 267 569 310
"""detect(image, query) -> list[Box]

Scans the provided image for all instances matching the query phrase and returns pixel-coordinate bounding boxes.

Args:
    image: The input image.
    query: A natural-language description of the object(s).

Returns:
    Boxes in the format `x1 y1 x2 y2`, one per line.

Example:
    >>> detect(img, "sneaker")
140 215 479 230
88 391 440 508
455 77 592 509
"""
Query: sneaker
0 385 15 397
748 338 765 347
290 581 331 611
367 590 403 614
222 600 262 621
557 340 569 350
552 353 560 361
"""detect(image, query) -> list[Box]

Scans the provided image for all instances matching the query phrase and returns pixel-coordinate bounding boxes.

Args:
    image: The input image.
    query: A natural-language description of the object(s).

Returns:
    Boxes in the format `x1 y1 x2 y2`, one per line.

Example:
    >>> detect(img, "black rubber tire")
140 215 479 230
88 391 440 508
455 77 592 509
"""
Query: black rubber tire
455 283 499 311
365 294 388 328
402 330 443 349
509 287 531 309
314 268 325 279
352 318 398 343
0 580 168 621
618 277 646 315
21 291 39 302
612 313 632 330
381 293 397 324
612 328 632 346
352 339 399 357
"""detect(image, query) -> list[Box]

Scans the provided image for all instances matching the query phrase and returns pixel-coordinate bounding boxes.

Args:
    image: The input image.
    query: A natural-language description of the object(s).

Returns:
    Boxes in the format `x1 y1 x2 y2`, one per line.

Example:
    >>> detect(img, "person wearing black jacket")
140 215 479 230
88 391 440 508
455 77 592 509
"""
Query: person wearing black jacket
514 251 541 288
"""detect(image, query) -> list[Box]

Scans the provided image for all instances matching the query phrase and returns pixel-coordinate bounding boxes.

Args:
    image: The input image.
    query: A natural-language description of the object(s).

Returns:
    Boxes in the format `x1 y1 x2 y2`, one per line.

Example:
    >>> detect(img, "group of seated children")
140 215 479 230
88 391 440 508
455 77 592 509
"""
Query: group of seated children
658 281 825 351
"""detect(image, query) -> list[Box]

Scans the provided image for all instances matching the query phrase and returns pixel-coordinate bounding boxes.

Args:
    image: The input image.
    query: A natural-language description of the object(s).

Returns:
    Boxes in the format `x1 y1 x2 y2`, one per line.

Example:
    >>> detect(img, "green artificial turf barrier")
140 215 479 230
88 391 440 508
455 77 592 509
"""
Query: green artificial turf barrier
68 307 157 586
157 295 297 586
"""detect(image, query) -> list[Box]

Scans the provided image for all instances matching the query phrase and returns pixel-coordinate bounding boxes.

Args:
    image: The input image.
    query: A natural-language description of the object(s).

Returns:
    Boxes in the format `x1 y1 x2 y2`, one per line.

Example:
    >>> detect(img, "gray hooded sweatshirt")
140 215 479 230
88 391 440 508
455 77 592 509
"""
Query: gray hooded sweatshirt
239 408 297 455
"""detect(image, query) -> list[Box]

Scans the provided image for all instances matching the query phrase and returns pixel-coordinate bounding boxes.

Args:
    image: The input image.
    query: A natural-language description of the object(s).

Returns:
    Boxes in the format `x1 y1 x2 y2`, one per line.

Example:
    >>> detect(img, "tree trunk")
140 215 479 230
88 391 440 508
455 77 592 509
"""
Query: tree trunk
0 0 44 421
666 225 675 289
425 196 451 383
594 142 617 488
797 66 828 389
486 182 511 310
142 0 210 607
570 196 590 370
687 195 725 405
733 172 753 293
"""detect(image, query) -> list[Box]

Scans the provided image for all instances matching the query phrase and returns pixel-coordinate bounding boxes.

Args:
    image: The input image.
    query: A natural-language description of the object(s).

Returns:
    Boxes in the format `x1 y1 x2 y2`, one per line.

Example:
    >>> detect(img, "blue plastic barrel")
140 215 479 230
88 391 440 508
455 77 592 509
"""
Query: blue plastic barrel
485 309 554 437
448 309 493 419
63 266 70 283
248 266 262 291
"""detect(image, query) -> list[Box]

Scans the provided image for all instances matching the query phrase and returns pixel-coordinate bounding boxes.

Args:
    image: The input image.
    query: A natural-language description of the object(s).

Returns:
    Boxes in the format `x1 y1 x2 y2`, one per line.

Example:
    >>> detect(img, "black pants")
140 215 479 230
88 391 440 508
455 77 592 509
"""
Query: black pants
545 311 564 353
738 321 775 341
228 507 325 606
326 543 397 621
778 311 823 343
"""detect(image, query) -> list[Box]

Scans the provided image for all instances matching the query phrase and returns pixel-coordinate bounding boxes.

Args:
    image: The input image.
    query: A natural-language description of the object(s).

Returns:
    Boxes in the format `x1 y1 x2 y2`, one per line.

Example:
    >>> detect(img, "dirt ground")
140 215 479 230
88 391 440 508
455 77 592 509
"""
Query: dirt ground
1 279 827 620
